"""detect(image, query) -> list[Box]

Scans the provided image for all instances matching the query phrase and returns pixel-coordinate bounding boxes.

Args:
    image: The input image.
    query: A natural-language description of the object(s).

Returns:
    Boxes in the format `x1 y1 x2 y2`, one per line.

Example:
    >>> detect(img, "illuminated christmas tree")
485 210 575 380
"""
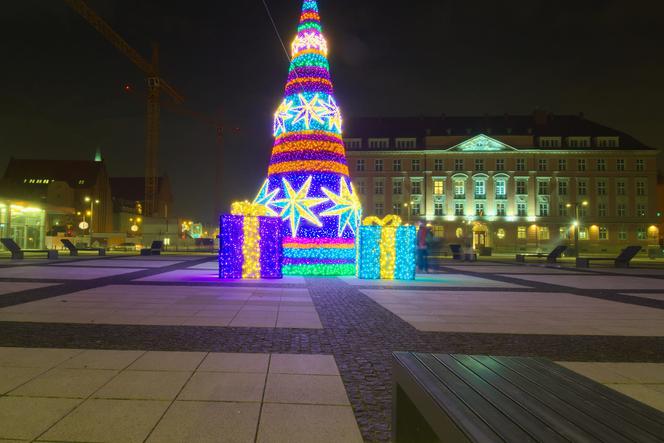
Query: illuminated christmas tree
253 0 360 276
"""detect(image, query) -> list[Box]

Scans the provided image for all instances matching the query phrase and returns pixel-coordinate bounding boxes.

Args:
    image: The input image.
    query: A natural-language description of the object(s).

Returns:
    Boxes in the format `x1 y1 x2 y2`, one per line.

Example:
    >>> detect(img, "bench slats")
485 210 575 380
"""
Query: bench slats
452 355 597 442
433 354 568 442
416 354 535 441
494 357 662 443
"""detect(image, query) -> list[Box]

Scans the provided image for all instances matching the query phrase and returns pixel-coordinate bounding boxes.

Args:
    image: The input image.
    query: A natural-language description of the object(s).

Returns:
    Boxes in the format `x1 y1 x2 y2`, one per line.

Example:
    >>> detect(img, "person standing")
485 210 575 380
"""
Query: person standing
417 222 430 273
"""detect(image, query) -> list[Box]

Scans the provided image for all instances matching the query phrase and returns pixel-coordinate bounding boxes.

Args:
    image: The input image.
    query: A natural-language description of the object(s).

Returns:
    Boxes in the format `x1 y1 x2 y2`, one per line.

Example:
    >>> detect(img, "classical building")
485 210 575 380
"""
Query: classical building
345 112 661 253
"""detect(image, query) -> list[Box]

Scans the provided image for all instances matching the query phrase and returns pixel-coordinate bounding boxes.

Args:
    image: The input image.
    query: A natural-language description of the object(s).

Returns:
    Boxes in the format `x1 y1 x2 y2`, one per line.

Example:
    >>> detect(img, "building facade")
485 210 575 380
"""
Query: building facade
345 113 660 253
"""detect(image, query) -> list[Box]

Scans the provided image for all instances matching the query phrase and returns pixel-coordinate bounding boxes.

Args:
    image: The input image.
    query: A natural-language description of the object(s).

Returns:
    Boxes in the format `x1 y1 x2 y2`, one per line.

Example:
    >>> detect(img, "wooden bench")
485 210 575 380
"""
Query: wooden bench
516 245 567 264
140 240 163 256
576 245 642 268
1 238 58 259
60 239 105 256
392 352 664 442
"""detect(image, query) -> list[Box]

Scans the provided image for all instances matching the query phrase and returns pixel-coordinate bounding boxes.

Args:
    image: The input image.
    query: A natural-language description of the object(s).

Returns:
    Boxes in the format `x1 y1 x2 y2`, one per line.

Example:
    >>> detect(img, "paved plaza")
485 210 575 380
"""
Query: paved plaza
0 255 663 441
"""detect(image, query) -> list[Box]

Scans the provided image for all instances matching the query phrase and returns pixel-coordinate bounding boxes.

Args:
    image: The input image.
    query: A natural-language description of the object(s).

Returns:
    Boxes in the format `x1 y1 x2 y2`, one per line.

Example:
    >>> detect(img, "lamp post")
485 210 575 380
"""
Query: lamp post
566 201 588 257
84 197 100 237
403 202 410 224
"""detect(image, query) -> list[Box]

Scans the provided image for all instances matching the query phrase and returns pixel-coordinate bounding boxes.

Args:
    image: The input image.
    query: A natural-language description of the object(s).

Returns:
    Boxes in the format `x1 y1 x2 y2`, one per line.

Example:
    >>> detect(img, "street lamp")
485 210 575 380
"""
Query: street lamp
84 197 100 237
566 201 588 257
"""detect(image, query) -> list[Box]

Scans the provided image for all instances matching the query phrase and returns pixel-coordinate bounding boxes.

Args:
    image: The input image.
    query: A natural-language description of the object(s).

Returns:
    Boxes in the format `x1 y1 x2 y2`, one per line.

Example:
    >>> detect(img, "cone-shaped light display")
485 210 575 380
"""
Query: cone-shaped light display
253 0 360 276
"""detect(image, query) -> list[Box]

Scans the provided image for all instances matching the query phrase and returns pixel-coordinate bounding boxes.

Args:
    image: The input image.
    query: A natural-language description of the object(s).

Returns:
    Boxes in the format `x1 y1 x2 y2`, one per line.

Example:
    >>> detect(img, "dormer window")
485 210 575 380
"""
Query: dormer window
368 138 389 149
395 137 416 149
344 138 361 149
539 137 561 148
568 137 590 148
596 136 619 148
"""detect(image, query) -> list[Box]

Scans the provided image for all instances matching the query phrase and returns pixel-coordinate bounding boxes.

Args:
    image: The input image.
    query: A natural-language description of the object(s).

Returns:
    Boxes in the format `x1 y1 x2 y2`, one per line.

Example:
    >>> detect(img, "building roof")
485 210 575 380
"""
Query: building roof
342 113 650 151
109 177 168 202
2 158 105 187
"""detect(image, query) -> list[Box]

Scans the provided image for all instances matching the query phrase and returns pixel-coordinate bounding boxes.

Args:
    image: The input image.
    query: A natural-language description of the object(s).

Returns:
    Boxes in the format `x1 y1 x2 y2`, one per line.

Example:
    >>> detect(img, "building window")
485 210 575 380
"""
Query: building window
579 206 588 218
516 181 527 195
455 203 464 216
392 180 402 195
433 225 444 237
374 159 383 171
636 181 646 196
356 180 365 195
517 226 527 240
454 159 464 171
434 203 444 216
411 180 422 195
356 159 365 172
497 228 506 239
495 180 506 198
618 230 627 241
434 159 444 171
558 181 568 195
392 203 401 215
368 138 389 149
616 159 625 171
578 159 586 171
375 203 384 216
411 203 421 216
636 159 645 171
496 202 506 216
395 138 416 149
558 203 568 217
599 227 608 240
540 137 561 148
475 159 484 171
475 203 485 216
597 159 606 171
597 137 618 148
517 203 527 217
578 181 587 196
569 137 590 148
637 204 646 217
597 181 606 196
411 159 421 171
537 181 549 195
344 138 361 149
538 159 548 171
516 159 526 171
539 227 550 240
392 159 401 171
495 159 505 171
539 203 549 216
617 181 626 196
558 159 567 171
456 227 464 238
454 180 465 198
598 203 607 217
617 204 626 217
433 180 444 195
637 227 646 240
374 180 384 195
475 180 486 197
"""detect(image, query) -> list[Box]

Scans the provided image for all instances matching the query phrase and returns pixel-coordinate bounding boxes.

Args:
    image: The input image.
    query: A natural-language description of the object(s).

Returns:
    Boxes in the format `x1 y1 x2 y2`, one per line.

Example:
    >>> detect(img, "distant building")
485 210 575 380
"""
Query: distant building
109 176 173 219
345 111 660 253
1 158 114 236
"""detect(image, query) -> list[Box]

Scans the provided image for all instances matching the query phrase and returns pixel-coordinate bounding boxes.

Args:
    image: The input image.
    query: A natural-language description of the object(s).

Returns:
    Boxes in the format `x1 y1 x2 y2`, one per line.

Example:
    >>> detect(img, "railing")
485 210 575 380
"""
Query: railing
495 194 507 200
454 194 465 199
474 193 486 200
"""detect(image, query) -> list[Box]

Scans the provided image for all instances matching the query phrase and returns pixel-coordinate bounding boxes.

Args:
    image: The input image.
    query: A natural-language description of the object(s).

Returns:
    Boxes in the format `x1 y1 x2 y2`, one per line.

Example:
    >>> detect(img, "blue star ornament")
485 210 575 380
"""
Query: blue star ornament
320 178 362 236
272 176 327 236
253 180 279 216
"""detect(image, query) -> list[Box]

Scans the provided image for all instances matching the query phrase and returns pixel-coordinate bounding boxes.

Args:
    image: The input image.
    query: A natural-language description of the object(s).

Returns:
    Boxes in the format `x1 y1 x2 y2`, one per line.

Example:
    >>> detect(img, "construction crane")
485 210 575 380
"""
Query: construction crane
64 0 184 217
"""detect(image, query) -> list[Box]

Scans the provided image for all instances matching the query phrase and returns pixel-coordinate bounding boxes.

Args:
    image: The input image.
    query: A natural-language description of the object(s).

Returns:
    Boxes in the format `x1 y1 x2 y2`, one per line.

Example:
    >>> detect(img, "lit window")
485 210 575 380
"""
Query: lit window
495 180 506 197
454 180 465 197
433 180 444 195
517 226 526 239
496 228 506 239
456 227 464 238
539 227 550 240
433 225 444 237
579 228 589 240
599 227 608 240
475 180 486 197
475 203 485 216
411 180 422 195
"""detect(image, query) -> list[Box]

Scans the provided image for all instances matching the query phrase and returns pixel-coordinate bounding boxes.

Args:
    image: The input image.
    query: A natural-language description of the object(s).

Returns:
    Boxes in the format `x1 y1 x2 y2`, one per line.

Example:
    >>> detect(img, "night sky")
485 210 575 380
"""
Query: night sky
1 0 662 223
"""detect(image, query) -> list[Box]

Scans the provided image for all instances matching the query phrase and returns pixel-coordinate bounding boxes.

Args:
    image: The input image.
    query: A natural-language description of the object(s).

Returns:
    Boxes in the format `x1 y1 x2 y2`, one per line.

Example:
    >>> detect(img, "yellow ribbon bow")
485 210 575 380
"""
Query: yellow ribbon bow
362 214 402 227
231 201 269 217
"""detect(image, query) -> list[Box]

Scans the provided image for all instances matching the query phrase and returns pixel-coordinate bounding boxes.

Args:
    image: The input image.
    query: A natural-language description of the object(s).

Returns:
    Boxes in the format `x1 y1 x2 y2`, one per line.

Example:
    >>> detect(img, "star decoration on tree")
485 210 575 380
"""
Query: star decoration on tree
272 176 327 236
291 94 325 130
252 180 280 216
291 32 328 56
273 99 294 136
316 96 342 133
320 178 362 236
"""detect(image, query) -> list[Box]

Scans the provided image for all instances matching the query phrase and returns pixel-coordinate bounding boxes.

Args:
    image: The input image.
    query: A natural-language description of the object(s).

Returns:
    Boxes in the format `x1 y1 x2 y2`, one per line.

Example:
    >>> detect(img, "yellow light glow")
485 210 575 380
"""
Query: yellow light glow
241 214 261 279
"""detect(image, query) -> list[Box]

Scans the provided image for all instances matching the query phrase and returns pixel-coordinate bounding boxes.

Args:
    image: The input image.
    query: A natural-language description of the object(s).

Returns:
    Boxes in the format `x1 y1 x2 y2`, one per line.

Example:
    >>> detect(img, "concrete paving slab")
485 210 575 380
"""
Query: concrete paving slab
0 281 57 295
342 273 526 288
136 269 306 285
500 273 664 290
0 266 139 280
0 396 81 441
53 259 183 268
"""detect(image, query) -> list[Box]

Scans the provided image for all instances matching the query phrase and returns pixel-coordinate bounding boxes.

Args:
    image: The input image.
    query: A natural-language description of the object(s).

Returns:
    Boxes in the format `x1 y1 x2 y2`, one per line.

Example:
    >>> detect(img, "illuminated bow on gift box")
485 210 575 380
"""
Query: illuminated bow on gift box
362 214 402 227
231 201 270 217
229 201 271 279
361 214 403 279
